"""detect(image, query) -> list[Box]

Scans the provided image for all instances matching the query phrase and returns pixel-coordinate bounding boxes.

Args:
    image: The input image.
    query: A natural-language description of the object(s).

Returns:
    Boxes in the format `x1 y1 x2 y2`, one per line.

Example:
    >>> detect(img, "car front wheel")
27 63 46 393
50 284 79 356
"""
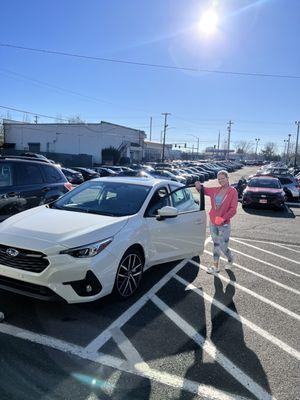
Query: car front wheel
114 249 144 299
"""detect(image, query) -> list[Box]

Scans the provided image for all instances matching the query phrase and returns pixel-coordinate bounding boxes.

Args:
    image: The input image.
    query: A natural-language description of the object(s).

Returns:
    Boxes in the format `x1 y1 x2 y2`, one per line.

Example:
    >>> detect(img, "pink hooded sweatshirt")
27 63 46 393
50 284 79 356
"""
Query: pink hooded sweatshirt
203 186 238 225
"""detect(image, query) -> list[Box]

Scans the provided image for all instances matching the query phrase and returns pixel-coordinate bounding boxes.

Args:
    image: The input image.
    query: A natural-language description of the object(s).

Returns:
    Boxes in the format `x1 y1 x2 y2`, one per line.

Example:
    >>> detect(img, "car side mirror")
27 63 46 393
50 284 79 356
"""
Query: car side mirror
156 206 178 221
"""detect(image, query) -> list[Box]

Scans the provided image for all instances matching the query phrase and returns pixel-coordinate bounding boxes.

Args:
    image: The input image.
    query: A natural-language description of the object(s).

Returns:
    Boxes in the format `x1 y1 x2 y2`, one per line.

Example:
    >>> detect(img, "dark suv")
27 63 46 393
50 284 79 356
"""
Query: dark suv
0 157 72 222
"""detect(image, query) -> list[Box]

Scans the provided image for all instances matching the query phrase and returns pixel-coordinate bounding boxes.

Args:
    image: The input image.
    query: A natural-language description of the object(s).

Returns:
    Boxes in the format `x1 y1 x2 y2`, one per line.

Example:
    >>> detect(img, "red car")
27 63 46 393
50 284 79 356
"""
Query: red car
242 176 286 210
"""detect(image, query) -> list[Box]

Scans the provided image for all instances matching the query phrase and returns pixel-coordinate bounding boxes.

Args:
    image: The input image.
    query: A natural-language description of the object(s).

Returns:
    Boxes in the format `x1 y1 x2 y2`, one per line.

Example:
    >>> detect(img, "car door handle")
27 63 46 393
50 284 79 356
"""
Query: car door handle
42 187 51 192
5 192 19 198
194 219 202 224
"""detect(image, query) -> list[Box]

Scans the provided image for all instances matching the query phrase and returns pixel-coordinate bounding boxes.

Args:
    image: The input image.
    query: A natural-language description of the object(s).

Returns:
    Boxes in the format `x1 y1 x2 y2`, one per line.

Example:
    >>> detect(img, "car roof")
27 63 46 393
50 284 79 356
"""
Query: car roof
94 176 183 188
0 157 56 166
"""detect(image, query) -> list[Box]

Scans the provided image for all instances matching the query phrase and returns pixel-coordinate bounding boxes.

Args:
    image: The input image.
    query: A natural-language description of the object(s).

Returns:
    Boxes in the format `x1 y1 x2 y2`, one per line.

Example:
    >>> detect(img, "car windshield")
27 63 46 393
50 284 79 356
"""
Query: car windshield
52 181 151 216
248 179 281 188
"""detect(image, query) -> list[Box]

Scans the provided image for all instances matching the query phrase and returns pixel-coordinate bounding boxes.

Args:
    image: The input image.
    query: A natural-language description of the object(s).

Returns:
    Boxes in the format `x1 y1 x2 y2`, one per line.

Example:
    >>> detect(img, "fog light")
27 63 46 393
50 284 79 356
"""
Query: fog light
86 284 93 293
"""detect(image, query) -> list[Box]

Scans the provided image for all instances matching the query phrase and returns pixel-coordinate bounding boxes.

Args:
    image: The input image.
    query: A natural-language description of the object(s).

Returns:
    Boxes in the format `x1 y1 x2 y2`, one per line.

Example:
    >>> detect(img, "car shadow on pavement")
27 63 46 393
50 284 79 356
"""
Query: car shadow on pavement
242 206 295 218
210 269 272 397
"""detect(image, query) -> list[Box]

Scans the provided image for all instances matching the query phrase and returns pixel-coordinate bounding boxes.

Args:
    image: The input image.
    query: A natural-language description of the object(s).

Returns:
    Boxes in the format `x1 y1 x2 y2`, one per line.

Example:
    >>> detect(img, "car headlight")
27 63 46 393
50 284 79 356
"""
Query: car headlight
60 237 113 258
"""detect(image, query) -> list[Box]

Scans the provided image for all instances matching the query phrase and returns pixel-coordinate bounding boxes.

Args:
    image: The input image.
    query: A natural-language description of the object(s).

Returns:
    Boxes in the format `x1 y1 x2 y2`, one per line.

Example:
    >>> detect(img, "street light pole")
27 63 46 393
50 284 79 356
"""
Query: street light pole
161 112 171 162
286 134 292 164
255 138 260 160
283 139 288 161
294 121 300 168
226 120 233 160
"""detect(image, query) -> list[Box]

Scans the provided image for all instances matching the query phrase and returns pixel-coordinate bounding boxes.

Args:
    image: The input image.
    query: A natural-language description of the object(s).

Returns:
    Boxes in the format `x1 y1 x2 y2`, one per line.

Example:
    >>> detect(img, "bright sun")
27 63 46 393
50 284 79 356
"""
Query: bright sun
199 9 219 35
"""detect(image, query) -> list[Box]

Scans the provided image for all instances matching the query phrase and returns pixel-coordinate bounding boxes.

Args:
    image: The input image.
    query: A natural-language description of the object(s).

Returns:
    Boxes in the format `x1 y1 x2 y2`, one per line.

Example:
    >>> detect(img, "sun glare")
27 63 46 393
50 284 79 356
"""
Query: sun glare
199 9 219 35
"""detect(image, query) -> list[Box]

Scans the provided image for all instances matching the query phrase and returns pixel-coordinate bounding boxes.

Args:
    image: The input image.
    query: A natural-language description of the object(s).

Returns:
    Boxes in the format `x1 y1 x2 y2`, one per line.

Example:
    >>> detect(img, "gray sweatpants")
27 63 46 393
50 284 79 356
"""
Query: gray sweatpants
210 223 233 263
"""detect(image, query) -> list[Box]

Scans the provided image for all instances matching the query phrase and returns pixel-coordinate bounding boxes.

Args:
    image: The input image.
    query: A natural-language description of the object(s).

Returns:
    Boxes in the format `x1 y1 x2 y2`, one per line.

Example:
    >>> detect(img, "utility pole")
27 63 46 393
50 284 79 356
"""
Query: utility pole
294 121 300 168
226 121 233 160
149 117 152 141
286 133 292 164
283 139 288 161
197 137 199 158
34 115 38 124
161 112 171 162
255 138 260 160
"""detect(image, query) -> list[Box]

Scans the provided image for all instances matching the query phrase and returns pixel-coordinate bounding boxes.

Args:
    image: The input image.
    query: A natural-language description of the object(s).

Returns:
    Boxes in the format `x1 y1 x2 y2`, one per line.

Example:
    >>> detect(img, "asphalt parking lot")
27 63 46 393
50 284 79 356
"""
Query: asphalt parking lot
0 167 299 400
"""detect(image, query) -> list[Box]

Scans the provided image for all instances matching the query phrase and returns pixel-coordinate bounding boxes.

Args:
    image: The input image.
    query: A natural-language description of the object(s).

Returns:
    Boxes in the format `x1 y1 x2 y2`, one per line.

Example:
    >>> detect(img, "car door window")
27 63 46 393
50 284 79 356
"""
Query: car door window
16 163 44 185
169 185 203 213
42 165 63 183
145 187 170 217
170 187 199 213
0 164 14 187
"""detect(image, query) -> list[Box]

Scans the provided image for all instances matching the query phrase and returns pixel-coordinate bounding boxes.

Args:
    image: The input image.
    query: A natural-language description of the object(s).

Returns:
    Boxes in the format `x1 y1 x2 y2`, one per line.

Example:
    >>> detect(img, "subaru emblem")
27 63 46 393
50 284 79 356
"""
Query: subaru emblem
6 248 19 257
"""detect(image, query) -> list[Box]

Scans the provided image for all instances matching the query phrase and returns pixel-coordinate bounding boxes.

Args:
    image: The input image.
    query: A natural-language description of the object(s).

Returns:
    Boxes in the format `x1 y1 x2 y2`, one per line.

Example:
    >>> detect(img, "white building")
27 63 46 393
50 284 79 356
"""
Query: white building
3 120 146 164
143 140 173 161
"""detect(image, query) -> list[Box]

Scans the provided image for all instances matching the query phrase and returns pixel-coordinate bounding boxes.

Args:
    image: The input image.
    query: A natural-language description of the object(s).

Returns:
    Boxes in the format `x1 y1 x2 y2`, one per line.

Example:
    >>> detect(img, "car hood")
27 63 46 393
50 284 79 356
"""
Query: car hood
245 187 283 194
0 206 129 253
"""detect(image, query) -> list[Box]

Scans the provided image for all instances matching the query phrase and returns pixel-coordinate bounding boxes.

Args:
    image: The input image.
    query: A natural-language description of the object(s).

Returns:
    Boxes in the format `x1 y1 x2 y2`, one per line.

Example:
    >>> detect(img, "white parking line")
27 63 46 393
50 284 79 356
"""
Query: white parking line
111 328 144 366
85 259 189 354
0 322 250 400
231 238 300 266
229 247 300 278
152 295 277 400
232 237 300 249
204 250 300 295
189 260 300 322
174 274 300 361
270 243 300 255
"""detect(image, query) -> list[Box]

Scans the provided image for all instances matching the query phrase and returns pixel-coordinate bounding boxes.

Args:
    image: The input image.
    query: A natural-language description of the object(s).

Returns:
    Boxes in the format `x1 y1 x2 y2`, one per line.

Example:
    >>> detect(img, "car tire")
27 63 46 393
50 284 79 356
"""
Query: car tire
113 248 144 300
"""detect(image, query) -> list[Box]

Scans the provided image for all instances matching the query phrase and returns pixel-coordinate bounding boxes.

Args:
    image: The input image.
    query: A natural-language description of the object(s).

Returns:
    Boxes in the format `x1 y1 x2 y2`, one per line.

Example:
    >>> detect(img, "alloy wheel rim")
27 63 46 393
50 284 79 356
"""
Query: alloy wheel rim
117 253 143 297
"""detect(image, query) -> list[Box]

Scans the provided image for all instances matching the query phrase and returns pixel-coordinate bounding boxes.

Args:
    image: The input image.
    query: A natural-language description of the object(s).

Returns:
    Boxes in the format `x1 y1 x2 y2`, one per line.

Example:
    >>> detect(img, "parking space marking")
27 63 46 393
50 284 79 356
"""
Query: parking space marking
0 320 251 400
232 237 300 250
231 238 300 266
85 259 189 354
204 250 300 295
174 274 300 361
111 328 144 366
269 243 300 255
189 260 300 322
229 247 300 277
151 295 276 400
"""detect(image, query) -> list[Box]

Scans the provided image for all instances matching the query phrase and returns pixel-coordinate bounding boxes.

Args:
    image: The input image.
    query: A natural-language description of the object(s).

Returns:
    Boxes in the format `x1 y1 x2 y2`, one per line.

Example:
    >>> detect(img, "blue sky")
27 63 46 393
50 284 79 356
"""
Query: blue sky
0 0 299 152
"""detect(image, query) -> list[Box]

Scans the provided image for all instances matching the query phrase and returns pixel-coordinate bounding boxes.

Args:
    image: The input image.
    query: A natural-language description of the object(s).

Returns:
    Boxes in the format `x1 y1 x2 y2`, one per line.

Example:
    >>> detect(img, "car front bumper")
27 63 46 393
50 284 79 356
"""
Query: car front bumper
0 248 120 303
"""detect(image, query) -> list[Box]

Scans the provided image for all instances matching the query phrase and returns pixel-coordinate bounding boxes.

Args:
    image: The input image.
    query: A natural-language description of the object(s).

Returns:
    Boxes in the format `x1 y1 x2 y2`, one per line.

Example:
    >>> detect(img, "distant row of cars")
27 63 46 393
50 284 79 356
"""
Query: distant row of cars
236 162 300 210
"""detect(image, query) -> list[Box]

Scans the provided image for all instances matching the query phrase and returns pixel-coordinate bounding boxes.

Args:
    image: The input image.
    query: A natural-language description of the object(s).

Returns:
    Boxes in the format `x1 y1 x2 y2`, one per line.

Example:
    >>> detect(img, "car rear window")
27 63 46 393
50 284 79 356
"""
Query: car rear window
248 178 280 188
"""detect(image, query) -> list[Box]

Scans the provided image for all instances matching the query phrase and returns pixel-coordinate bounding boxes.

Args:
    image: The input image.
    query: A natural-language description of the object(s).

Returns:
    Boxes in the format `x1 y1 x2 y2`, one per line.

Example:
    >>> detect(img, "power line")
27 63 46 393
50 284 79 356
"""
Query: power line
1 42 300 80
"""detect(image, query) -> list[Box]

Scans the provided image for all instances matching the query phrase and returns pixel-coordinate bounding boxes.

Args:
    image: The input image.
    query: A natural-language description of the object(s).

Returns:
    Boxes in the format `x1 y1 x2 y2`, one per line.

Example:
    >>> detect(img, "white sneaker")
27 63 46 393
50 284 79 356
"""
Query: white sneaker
227 256 234 267
206 266 220 274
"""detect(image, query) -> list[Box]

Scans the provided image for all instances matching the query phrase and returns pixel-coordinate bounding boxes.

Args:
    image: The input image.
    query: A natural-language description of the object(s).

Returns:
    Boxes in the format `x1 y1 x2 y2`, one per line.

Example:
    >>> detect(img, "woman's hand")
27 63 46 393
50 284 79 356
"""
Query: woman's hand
195 181 202 192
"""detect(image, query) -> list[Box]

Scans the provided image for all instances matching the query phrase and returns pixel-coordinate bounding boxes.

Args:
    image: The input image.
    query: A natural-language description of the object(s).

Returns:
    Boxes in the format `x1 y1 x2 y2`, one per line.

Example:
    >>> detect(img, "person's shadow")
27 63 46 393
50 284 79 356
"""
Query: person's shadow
210 269 272 396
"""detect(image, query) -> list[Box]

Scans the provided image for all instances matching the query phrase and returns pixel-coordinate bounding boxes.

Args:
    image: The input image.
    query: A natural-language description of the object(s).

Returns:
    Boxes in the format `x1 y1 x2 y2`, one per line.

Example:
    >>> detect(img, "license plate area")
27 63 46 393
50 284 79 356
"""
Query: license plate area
259 199 267 204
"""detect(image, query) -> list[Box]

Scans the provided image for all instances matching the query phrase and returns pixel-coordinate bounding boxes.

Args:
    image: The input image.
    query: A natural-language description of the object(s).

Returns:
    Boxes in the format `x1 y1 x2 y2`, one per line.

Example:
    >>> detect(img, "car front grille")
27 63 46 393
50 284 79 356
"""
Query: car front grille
0 244 49 273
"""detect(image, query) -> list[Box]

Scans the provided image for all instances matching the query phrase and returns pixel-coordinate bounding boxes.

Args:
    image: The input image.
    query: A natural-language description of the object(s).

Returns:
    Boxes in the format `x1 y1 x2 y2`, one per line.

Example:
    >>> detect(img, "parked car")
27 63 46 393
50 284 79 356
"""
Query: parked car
242 176 286 210
93 167 118 177
72 167 100 181
0 177 206 302
0 157 72 222
61 167 84 185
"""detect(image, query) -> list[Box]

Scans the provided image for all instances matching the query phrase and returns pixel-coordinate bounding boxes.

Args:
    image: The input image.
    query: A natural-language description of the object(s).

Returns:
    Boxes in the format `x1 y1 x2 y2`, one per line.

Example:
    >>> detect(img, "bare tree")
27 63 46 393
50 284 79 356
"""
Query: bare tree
234 140 254 154
261 142 279 161
68 114 85 123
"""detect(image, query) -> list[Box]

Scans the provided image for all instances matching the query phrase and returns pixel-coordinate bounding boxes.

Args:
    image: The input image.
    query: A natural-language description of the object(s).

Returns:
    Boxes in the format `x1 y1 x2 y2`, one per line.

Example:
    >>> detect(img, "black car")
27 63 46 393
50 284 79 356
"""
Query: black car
61 167 84 185
72 167 100 181
93 167 118 177
0 157 72 221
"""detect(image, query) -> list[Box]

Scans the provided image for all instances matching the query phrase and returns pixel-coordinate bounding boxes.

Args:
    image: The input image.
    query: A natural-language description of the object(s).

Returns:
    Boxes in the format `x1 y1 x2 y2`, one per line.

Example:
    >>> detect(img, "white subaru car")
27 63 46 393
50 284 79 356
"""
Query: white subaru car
0 177 206 303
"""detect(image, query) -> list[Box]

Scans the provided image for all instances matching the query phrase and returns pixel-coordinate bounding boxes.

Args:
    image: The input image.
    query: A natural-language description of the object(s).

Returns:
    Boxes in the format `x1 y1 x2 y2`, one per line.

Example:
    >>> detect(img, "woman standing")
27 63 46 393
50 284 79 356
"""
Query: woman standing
195 170 238 274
